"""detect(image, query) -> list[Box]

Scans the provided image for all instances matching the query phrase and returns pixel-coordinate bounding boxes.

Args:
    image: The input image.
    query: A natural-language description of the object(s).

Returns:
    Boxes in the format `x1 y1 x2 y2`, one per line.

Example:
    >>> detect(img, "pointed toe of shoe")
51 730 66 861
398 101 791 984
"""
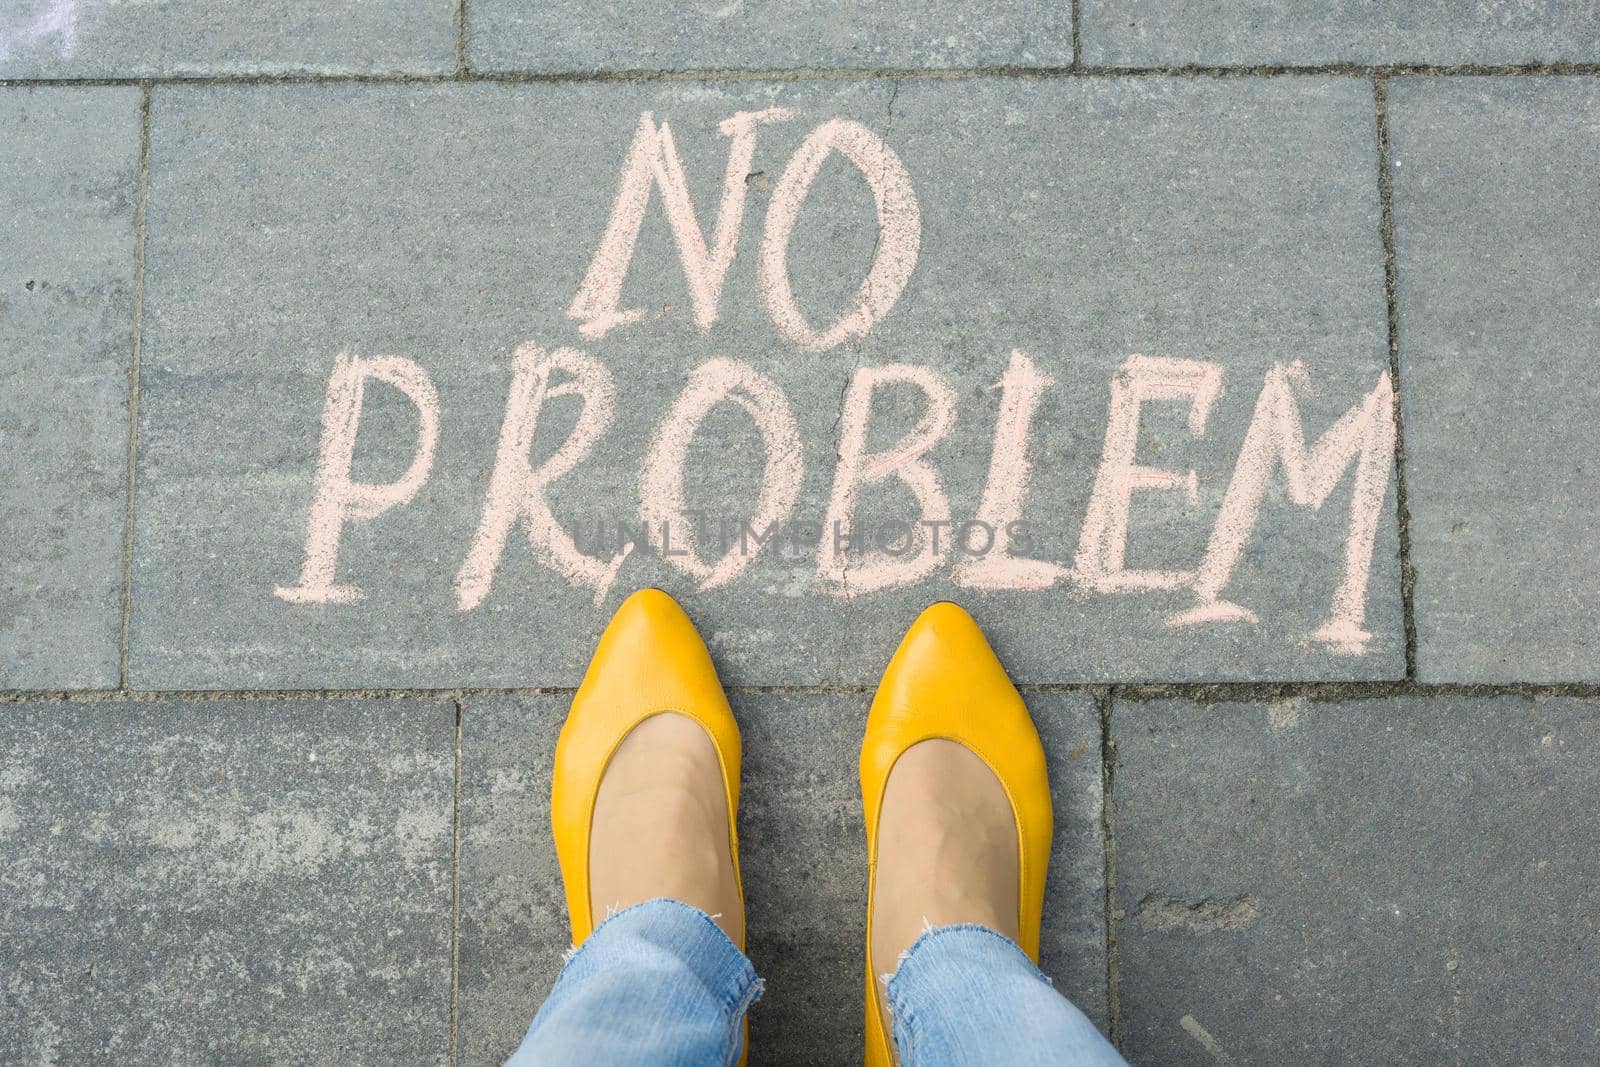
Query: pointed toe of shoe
863 602 1045 791
873 601 1018 713
558 589 735 748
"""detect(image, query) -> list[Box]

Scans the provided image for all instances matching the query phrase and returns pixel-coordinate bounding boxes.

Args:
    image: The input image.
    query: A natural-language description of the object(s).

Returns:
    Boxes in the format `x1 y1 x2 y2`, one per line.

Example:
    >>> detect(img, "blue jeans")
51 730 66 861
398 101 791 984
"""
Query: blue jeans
507 899 1128 1065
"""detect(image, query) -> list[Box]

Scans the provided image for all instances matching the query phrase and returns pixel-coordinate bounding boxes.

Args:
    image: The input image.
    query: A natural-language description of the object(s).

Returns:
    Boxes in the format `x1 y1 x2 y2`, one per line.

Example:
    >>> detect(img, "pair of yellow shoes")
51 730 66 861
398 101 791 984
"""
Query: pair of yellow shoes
551 589 1053 1065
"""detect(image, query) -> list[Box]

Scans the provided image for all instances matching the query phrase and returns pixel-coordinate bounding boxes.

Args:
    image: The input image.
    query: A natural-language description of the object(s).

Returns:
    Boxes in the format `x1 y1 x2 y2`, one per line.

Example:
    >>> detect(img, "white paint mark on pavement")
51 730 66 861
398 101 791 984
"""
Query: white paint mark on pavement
0 0 81 61
1180 1014 1233 1064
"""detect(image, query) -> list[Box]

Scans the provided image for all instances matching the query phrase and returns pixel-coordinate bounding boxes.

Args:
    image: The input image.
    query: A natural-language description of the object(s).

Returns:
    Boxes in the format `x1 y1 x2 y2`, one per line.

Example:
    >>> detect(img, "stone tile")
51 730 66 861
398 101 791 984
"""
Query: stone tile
0 0 454 77
454 693 567 1067
1028 692 1112 1035
456 690 1107 1063
1389 78 1600 682
131 78 1399 689
0 87 139 690
1080 1 1600 67
467 0 1072 73
741 691 875 1063
1110 694 1600 1065
0 696 455 1063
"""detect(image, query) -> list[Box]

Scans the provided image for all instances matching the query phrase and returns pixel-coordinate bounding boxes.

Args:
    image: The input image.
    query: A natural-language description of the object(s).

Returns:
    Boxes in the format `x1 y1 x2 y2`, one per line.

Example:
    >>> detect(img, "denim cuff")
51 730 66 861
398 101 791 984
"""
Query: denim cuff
511 898 762 1066
567 897 763 1020
886 922 1055 1058
887 923 1051 994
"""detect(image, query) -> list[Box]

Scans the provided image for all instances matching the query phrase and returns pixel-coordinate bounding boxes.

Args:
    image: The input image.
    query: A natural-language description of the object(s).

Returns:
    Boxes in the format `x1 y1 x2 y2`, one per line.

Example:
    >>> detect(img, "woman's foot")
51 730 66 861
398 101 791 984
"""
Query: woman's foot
859 602 1052 1064
869 739 1020 1019
589 712 743 944
551 588 746 952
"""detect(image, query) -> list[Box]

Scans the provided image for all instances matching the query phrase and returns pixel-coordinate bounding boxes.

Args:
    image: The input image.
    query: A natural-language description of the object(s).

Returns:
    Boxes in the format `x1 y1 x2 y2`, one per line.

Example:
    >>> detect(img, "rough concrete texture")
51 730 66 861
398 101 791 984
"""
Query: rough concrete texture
1111 695 1600 1064
1080 0 1600 67
0 0 455 77
467 0 1073 73
0 697 456 1063
8 0 1600 1056
0 87 138 689
454 693 567 1067
456 690 1107 1063
1390 77 1600 682
130 77 1400 690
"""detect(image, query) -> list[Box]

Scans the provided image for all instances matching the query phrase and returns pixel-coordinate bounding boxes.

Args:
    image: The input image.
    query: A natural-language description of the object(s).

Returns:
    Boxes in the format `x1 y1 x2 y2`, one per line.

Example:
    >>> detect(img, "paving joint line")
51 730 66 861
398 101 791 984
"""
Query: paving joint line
1095 686 1121 1047
449 694 464 1067
1372 74 1421 682
1071 0 1083 70
2 61 1599 90
116 83 152 690
453 0 469 77
8 681 1600 705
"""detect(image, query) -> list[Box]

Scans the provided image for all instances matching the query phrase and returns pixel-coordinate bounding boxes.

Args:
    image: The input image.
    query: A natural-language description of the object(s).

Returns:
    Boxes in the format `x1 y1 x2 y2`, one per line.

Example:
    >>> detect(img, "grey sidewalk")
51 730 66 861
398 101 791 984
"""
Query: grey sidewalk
4 1 1600 1063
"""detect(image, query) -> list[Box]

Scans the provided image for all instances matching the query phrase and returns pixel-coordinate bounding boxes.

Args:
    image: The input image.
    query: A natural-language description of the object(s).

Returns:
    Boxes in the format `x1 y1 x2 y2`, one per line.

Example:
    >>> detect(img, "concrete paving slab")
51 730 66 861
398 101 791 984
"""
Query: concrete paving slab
131 78 1400 689
1389 77 1600 682
466 0 1072 74
0 697 456 1063
0 87 138 690
1111 694 1600 1065
456 690 1107 1063
1080 0 1600 67
0 0 454 77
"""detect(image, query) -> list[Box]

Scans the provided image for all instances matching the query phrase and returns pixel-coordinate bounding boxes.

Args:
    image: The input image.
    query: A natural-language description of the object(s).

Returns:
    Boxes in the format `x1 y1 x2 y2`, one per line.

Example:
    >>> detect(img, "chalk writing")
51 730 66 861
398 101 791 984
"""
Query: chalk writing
275 354 439 605
568 108 793 339
455 344 628 611
641 358 803 590
951 351 1070 592
275 105 1399 655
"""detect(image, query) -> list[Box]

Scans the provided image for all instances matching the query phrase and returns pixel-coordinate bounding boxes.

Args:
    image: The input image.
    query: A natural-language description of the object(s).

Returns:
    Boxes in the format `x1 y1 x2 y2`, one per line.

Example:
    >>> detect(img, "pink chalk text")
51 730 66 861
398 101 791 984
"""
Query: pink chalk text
276 106 1400 655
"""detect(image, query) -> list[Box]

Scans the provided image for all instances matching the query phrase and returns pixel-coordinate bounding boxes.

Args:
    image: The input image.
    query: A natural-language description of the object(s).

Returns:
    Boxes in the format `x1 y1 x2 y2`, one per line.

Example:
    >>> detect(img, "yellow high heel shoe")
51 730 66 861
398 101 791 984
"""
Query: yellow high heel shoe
550 587 749 1060
859 602 1054 1066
